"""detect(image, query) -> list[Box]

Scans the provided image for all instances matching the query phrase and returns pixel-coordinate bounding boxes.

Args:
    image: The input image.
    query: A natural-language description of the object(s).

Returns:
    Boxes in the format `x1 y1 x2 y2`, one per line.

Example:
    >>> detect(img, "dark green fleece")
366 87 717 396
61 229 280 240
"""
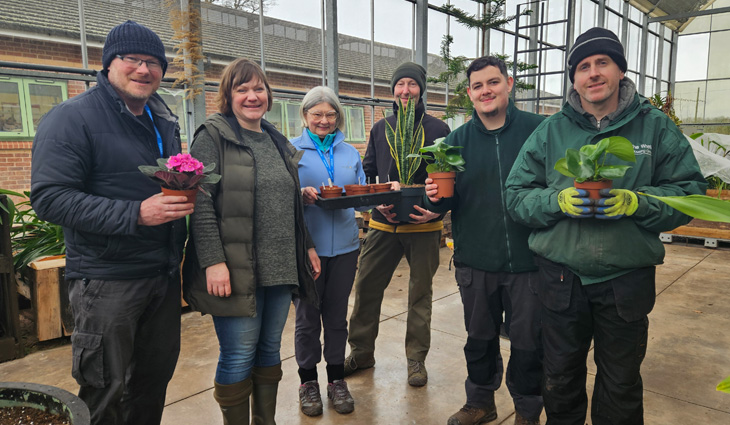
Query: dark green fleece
425 100 544 273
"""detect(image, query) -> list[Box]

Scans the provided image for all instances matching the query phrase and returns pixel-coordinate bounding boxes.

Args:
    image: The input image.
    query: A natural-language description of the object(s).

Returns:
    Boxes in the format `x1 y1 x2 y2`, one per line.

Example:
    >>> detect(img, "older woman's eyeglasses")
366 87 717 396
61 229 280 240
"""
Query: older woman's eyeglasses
308 111 338 122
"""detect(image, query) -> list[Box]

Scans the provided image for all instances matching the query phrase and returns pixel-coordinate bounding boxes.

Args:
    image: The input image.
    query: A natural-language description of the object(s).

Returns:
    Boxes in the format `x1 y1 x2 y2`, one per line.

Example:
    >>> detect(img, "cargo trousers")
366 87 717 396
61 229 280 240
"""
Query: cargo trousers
68 275 181 425
455 265 544 421
347 228 441 363
536 256 655 425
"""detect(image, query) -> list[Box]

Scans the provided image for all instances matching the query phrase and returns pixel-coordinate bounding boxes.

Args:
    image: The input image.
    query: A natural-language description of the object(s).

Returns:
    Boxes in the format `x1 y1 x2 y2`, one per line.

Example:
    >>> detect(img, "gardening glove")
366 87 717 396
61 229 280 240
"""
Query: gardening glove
557 187 594 218
595 188 638 219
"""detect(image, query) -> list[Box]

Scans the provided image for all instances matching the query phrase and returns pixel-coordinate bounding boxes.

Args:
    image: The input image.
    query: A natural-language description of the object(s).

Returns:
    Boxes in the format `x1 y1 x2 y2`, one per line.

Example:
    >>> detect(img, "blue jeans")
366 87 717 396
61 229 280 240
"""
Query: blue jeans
212 285 292 385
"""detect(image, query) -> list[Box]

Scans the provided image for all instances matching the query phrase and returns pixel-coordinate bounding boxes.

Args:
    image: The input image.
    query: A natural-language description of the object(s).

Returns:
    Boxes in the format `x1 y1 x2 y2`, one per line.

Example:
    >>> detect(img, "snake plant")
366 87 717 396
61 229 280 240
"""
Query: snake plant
385 98 425 185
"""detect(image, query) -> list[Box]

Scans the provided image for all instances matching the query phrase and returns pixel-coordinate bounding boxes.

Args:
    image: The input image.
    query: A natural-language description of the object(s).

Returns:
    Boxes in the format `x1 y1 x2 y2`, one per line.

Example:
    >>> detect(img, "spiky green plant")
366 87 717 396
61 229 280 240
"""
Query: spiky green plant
385 98 425 186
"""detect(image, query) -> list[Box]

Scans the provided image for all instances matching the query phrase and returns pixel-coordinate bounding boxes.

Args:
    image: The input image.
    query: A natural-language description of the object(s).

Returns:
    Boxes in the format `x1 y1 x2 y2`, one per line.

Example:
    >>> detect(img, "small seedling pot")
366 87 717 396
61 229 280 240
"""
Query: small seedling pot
344 184 370 196
428 171 457 199
319 185 343 198
574 180 612 200
161 187 198 205
369 183 392 193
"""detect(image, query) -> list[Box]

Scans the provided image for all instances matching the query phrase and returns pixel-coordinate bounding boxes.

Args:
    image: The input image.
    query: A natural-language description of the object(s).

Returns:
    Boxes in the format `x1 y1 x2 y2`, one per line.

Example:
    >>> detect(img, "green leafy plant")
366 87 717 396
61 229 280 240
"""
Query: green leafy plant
718 376 730 394
408 137 465 173
0 189 65 271
385 98 425 185
690 132 729 194
554 136 636 183
639 192 730 223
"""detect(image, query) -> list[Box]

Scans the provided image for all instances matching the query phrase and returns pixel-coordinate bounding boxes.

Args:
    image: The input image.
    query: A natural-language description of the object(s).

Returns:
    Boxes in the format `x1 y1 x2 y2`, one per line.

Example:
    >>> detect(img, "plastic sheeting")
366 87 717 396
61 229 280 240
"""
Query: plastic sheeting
685 132 730 184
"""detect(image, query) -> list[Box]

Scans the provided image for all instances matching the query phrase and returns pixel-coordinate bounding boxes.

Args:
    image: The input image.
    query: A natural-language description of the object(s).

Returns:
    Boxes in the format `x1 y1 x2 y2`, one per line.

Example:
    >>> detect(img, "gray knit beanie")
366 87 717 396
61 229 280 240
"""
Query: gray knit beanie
390 62 427 95
567 27 627 83
102 20 168 75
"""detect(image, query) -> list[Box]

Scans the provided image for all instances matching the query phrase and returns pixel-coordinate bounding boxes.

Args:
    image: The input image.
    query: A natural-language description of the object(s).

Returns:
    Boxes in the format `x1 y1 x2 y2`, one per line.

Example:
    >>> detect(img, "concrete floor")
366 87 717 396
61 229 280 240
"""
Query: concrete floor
1 243 729 424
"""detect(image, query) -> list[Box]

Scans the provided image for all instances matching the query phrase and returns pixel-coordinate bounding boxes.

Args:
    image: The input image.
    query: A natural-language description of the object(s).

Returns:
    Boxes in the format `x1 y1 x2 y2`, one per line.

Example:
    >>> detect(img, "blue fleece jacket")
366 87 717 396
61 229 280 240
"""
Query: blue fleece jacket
291 129 366 257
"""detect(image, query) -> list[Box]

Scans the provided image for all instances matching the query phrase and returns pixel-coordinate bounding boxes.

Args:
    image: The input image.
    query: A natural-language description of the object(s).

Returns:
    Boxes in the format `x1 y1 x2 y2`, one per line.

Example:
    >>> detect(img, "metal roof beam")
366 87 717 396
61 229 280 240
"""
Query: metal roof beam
648 6 730 23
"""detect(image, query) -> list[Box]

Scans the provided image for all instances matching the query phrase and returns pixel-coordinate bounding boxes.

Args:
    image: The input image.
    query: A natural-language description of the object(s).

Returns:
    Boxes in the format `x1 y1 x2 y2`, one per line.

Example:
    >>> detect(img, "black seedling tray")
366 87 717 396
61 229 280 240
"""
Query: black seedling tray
315 190 402 210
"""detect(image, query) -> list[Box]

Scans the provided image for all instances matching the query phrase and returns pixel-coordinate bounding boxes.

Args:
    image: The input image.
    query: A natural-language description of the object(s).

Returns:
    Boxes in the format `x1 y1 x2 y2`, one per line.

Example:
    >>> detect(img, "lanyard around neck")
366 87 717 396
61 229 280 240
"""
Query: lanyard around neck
315 145 334 182
144 104 164 157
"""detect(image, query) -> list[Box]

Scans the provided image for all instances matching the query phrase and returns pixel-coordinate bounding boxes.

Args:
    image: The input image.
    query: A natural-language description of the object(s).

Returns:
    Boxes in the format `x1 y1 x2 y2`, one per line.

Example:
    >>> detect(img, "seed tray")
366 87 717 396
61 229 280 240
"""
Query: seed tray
315 190 402 210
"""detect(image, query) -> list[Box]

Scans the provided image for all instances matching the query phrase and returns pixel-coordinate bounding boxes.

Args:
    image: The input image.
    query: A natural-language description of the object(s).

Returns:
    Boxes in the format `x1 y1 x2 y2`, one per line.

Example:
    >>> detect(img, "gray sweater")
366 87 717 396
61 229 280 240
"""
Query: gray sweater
190 122 298 288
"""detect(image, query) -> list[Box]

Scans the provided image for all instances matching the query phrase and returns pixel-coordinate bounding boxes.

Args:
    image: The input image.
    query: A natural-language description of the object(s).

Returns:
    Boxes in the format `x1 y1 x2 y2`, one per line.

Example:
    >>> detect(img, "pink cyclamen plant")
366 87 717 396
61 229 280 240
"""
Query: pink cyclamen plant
139 153 221 196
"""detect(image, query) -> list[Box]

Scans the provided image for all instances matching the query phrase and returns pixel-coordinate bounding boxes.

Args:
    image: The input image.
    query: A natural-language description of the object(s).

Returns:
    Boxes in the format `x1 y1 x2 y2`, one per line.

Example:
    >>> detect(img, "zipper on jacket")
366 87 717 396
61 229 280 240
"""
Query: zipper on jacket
494 134 514 272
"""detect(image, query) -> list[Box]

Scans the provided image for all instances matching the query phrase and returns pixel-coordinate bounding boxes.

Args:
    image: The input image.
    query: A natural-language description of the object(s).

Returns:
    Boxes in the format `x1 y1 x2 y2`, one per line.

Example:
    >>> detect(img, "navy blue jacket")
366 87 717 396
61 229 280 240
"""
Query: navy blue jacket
30 72 186 280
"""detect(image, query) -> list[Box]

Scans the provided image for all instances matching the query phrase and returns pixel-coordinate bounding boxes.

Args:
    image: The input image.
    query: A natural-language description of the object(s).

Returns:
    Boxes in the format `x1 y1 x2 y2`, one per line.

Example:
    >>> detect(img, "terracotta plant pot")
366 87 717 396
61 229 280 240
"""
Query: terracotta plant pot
344 184 370 197
574 180 612 201
161 187 198 205
319 185 343 198
429 171 457 199
369 183 391 193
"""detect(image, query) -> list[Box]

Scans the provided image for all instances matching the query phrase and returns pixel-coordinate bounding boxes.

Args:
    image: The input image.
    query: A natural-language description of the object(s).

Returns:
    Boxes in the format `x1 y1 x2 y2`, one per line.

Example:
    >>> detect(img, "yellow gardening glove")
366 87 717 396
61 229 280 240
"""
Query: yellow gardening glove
595 188 638 219
557 187 593 218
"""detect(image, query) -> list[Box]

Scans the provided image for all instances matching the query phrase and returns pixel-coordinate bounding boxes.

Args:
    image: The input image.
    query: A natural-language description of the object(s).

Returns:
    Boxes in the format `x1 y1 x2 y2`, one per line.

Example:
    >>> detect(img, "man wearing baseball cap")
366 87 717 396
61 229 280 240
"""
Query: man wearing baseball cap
344 62 450 386
504 27 705 424
31 20 189 425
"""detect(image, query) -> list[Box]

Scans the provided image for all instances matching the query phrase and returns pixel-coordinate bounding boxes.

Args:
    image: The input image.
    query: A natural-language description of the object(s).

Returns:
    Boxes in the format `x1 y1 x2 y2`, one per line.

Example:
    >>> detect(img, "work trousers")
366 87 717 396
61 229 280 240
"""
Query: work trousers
455 265 543 421
537 257 655 425
68 275 181 425
348 229 440 362
294 249 359 370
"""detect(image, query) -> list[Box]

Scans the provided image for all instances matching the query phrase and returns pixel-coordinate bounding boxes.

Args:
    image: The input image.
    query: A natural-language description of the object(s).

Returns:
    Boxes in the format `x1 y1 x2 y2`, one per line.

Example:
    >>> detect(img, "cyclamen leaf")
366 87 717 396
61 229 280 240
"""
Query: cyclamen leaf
639 193 730 223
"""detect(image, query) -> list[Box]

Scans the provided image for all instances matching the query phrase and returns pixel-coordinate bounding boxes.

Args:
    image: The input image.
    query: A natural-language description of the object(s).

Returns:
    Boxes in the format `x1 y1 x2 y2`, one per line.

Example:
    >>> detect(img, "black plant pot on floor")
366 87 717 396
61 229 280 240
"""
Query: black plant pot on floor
0 382 90 424
394 186 426 222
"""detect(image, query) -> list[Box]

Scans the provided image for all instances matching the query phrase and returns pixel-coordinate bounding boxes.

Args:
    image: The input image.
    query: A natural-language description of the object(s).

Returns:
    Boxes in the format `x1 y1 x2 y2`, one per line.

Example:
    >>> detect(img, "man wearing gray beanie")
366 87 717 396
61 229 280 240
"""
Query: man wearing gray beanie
506 27 705 425
344 62 450 387
31 20 188 425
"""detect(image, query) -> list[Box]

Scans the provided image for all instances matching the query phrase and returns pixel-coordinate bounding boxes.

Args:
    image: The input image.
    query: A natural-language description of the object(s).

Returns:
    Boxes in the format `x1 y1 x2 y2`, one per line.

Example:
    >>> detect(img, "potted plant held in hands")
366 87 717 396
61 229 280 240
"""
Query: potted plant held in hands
554 137 730 223
554 136 636 199
139 153 221 204
408 137 465 198
385 97 426 221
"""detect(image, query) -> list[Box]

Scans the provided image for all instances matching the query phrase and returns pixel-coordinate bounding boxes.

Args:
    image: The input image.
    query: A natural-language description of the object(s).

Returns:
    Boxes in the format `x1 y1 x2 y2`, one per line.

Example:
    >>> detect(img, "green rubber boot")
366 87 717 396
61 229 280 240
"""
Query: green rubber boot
214 378 252 425
251 363 283 425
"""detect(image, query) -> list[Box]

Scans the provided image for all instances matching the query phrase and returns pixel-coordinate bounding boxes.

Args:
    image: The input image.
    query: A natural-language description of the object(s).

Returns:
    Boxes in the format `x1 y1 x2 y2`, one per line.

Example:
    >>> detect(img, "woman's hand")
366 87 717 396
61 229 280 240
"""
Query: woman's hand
301 186 319 205
206 262 231 297
308 248 321 280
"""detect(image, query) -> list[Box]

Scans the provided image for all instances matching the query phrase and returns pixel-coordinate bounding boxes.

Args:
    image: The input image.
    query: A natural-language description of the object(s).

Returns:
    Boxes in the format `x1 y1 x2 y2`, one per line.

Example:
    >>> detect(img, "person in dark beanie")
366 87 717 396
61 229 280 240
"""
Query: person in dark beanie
31 20 189 425
505 27 706 425
344 62 450 386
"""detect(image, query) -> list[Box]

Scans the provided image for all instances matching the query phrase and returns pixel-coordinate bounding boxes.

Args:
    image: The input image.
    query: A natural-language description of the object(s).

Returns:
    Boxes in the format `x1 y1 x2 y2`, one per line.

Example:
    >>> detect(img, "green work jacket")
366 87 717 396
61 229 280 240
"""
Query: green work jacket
505 93 707 281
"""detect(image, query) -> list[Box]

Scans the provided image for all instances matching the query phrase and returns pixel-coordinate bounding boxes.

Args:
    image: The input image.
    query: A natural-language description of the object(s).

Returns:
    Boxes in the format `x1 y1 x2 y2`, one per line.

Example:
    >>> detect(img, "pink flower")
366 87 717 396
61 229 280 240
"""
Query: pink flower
166 153 204 175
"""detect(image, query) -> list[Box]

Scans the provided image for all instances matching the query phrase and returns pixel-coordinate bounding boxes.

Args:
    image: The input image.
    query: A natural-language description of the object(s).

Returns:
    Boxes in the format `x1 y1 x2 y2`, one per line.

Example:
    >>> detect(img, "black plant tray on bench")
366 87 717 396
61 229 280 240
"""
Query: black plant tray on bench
315 190 402 210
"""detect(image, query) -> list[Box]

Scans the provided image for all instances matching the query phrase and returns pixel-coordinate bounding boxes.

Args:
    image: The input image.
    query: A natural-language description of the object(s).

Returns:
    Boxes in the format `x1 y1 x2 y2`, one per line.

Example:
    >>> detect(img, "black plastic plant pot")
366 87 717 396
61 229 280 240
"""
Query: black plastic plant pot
394 186 426 222
0 382 90 425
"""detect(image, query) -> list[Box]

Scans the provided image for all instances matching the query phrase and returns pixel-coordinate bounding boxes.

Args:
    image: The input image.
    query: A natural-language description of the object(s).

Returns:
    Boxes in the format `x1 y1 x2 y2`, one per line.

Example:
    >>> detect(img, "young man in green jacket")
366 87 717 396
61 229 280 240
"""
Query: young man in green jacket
425 56 545 425
505 28 706 425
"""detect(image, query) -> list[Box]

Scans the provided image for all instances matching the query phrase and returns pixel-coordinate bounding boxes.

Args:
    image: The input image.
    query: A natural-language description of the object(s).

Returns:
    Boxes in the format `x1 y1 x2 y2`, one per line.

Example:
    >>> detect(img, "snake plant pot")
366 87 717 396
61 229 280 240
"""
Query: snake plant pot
574 180 612 201
161 187 198 205
0 382 90 425
394 186 425 222
428 171 457 199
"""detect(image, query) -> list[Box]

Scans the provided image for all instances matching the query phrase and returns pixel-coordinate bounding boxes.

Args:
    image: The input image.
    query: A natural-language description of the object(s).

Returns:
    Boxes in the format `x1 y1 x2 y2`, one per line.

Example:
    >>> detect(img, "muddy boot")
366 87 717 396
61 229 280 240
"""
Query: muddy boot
214 378 252 425
251 363 283 425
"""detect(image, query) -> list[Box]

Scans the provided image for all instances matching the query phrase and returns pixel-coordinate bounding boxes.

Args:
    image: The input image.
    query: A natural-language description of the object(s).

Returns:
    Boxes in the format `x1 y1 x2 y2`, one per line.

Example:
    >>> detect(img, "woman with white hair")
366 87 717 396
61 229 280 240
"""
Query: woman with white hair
291 86 365 417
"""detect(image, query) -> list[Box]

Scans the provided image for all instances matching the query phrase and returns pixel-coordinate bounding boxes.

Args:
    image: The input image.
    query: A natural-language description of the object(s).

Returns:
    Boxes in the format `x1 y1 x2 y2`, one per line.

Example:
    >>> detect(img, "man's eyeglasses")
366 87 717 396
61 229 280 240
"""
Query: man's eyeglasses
308 111 338 122
116 55 163 72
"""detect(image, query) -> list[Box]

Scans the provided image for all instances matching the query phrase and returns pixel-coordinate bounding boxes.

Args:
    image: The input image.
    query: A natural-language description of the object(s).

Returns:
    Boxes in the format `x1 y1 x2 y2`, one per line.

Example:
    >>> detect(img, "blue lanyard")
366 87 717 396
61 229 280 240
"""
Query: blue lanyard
315 146 335 182
144 104 163 157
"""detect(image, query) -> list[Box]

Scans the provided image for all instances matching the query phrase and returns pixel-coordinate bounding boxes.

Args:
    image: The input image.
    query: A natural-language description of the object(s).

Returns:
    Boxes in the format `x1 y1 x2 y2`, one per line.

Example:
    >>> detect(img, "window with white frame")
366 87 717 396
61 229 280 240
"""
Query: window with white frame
267 100 366 143
157 88 188 140
0 77 67 138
